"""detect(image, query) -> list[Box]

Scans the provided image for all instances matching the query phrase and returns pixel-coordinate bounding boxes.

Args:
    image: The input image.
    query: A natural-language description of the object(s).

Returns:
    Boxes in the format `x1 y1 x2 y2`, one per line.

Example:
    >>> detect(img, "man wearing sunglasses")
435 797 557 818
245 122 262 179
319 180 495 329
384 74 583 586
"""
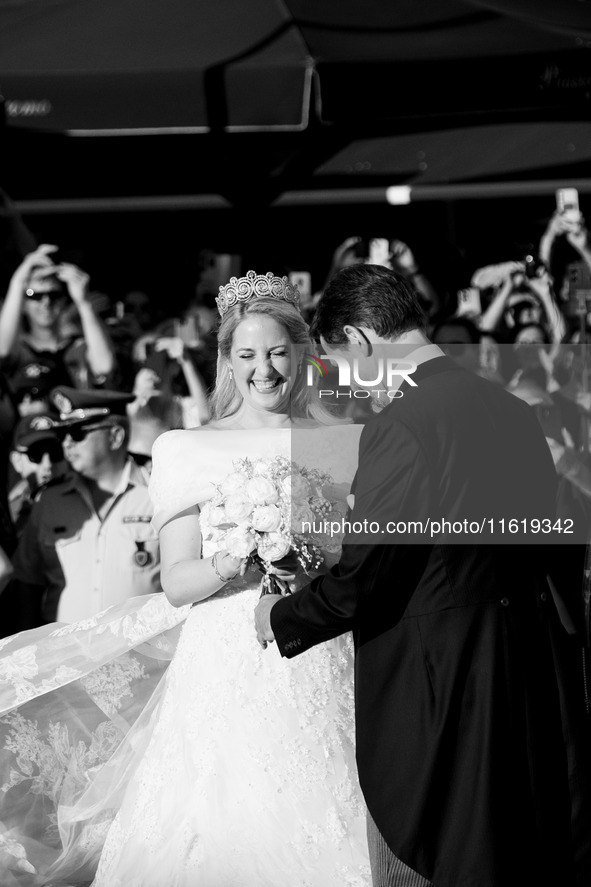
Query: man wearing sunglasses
0 244 117 401
0 413 69 635
9 413 68 535
10 386 162 626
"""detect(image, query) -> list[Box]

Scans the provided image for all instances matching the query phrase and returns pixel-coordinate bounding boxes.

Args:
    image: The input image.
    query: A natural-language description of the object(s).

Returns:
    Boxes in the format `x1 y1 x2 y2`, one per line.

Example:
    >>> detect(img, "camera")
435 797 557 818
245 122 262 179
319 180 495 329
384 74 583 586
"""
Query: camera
352 238 391 266
352 239 369 260
523 254 543 279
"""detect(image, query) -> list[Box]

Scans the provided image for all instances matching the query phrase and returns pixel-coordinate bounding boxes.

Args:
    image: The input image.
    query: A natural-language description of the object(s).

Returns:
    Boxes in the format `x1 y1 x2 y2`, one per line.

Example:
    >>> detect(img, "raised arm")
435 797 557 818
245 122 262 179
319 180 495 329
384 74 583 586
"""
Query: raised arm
55 263 116 379
390 239 440 318
479 272 515 333
154 336 211 424
539 212 567 269
0 244 57 357
525 270 566 344
565 217 591 275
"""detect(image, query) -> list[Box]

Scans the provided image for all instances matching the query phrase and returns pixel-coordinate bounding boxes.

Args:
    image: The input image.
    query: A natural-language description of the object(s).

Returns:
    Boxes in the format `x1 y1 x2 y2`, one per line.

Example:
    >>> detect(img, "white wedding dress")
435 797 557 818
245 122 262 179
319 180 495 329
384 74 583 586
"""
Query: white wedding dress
0 424 371 887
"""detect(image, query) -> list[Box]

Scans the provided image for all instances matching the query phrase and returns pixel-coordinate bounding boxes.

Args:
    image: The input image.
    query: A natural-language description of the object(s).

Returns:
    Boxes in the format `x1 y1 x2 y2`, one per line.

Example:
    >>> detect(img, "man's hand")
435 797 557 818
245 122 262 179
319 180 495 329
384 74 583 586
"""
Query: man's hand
333 236 361 267
524 268 554 303
132 367 162 403
471 261 522 290
56 263 90 306
155 336 185 361
254 594 282 649
389 239 417 274
14 244 58 285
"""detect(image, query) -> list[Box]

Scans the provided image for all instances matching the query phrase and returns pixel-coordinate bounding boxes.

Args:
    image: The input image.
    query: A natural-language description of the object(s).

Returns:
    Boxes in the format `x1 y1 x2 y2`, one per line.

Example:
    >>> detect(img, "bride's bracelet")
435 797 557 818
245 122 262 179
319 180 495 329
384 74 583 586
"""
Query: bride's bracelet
211 551 238 584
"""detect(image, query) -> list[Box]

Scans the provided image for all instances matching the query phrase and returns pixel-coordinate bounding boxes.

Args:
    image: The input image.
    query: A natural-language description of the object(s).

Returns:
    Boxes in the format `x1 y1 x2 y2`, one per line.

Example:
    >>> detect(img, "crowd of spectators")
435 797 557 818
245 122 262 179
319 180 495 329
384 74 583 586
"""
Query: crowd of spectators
1 203 591 636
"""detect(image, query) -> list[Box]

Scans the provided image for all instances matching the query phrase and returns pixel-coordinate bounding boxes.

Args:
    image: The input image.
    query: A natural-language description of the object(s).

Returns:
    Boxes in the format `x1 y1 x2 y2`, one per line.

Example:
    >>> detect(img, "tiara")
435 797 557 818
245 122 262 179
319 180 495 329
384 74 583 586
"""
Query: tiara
216 270 300 318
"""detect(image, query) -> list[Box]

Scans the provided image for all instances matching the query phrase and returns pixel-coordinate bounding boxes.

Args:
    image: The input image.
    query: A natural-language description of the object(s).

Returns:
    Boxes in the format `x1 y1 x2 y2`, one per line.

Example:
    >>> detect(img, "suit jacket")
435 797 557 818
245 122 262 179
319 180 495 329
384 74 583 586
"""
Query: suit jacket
271 356 575 887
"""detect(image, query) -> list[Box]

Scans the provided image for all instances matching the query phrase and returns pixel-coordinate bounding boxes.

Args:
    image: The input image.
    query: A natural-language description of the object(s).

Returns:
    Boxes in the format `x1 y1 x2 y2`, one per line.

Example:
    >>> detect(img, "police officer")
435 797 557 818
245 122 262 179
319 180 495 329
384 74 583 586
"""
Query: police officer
9 412 68 533
11 386 161 624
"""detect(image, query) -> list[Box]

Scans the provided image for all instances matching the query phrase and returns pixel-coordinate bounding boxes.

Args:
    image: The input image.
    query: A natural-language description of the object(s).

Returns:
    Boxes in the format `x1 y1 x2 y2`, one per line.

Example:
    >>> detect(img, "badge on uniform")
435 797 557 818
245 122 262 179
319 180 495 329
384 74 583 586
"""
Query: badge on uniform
133 540 153 567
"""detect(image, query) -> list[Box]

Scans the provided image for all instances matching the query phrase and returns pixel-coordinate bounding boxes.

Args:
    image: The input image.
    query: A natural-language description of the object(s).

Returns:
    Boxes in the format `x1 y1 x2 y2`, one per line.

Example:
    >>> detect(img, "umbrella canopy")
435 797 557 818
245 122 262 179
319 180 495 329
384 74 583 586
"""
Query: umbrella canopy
0 0 314 132
1 0 591 203
1 0 590 133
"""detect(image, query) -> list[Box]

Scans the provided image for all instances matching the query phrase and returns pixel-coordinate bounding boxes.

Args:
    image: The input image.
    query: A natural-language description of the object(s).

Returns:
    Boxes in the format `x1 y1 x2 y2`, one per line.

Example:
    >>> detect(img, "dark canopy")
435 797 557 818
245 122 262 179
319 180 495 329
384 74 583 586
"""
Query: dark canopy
1 0 591 203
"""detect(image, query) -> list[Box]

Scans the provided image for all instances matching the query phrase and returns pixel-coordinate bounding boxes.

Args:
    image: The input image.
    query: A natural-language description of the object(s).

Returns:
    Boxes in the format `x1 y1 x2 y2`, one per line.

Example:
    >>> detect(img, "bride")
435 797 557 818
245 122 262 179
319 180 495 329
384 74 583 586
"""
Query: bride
0 271 370 886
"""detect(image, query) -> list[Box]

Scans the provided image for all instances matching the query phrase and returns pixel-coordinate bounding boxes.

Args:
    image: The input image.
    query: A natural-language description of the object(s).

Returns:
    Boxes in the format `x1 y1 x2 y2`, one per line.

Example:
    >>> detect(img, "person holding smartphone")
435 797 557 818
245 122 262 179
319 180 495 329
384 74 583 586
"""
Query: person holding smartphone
0 244 117 400
316 236 440 319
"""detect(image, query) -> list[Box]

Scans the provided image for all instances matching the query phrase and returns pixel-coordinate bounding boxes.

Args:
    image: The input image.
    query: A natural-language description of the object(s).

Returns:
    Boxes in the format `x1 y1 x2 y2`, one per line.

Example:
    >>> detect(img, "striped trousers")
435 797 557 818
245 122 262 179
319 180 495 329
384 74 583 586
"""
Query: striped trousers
366 812 432 887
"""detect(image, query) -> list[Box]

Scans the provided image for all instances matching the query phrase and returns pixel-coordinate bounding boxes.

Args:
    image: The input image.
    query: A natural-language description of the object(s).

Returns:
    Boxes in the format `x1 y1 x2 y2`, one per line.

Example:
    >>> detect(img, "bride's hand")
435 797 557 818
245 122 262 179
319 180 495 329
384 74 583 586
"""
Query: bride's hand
216 551 248 580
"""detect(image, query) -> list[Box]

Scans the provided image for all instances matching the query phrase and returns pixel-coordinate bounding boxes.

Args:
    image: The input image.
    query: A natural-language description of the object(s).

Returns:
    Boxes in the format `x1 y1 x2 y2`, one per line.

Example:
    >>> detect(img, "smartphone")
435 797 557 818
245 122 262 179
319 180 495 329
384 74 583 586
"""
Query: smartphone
144 343 169 380
368 238 391 267
455 288 482 318
288 272 312 302
174 316 200 348
523 254 541 279
556 187 580 224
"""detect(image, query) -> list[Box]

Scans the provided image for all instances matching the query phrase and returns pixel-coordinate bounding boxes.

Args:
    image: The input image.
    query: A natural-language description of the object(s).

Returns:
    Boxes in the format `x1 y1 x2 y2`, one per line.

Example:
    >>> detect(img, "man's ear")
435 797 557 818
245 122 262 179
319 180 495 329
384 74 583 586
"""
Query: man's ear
9 451 23 476
109 425 126 452
343 325 372 355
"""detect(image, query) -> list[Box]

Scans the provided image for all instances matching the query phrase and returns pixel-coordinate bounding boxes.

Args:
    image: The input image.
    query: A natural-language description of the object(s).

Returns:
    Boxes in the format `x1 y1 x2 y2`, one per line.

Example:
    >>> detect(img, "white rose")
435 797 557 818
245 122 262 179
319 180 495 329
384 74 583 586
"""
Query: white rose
224 494 254 524
223 527 257 559
253 460 273 477
208 505 228 527
280 473 311 500
220 471 249 497
207 526 224 544
245 476 279 506
257 532 292 563
251 504 282 533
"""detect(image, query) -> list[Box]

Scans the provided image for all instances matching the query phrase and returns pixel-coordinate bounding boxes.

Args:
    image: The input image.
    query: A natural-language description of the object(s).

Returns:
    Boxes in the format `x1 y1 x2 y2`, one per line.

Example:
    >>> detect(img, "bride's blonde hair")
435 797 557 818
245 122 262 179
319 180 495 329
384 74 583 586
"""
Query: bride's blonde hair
209 298 343 424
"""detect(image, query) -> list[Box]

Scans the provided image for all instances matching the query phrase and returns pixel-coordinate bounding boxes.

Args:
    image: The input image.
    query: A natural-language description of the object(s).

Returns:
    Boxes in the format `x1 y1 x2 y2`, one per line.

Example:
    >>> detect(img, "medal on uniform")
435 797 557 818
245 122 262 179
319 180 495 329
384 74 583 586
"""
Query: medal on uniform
133 540 152 567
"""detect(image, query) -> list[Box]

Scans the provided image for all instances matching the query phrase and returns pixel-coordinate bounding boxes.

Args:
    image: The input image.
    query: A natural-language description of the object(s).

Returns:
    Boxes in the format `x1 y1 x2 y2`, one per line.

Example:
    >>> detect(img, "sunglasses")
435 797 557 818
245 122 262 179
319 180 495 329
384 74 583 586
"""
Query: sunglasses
23 440 64 464
129 451 152 467
25 288 65 303
58 423 112 443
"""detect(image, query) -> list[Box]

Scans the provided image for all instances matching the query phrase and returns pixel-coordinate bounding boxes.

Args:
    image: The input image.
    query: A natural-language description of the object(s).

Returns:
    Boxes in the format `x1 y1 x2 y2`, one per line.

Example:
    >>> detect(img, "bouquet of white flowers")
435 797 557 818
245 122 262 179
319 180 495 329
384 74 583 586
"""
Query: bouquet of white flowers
200 455 348 596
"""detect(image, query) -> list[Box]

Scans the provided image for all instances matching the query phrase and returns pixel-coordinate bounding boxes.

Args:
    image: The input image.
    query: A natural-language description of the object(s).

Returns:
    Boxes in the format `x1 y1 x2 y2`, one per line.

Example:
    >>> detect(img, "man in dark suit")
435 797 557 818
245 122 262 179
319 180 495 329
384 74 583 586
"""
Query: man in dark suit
255 264 584 887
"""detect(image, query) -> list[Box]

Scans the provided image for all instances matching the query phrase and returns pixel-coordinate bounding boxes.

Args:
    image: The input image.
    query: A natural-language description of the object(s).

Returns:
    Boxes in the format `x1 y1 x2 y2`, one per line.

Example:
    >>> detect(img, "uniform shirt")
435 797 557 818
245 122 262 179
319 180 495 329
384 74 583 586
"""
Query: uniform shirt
12 459 161 623
1 338 85 394
9 477 42 540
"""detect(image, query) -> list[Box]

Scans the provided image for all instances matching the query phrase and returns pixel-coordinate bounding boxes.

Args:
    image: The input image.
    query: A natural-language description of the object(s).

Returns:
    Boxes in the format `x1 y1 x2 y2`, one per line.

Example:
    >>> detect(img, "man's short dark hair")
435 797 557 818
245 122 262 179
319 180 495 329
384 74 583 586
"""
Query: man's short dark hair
310 264 427 344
